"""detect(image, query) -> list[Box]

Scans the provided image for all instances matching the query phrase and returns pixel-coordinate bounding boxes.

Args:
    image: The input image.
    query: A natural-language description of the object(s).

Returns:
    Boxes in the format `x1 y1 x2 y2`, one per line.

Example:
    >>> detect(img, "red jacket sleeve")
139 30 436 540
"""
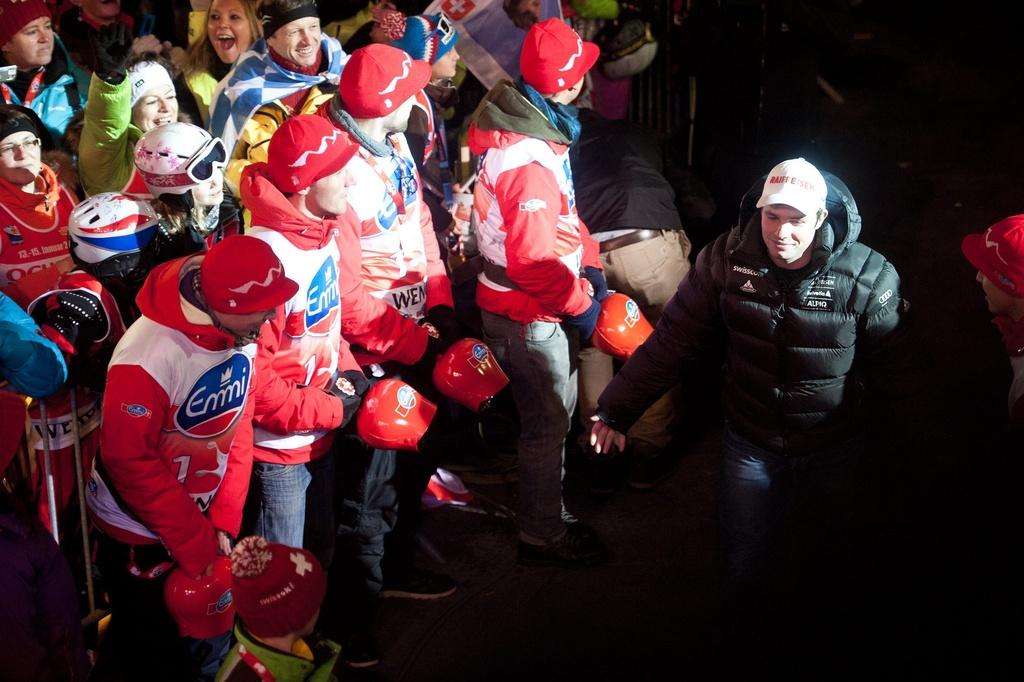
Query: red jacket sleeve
100 364 218 577
418 184 454 311
249 305 344 434
207 372 255 538
335 211 430 365
495 162 592 317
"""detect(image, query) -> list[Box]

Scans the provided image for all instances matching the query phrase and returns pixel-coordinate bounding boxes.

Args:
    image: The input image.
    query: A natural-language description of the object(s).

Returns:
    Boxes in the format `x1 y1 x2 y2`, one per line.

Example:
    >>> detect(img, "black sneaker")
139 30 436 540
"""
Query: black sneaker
380 567 457 600
626 444 680 491
517 522 608 568
341 631 381 669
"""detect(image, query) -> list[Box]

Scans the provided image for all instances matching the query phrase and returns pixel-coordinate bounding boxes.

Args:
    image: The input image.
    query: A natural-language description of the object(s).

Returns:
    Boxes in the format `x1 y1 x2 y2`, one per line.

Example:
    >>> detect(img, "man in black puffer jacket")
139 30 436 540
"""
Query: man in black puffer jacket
591 158 907 584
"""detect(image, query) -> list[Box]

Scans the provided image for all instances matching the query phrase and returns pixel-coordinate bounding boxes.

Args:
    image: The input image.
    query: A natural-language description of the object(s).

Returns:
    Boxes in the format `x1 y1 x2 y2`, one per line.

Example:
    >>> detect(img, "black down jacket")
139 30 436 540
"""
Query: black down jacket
597 171 905 455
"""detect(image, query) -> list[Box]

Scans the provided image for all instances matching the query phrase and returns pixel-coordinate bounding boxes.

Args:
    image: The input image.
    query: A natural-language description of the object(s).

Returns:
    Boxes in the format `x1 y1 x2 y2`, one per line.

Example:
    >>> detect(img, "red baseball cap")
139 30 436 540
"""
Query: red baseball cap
339 44 432 119
520 18 599 95
200 236 298 313
266 115 358 192
962 215 1024 298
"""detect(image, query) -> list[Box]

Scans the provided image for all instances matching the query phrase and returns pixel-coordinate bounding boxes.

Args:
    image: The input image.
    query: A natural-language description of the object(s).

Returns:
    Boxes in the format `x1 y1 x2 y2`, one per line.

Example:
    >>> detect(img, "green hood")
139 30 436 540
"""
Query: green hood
470 80 572 146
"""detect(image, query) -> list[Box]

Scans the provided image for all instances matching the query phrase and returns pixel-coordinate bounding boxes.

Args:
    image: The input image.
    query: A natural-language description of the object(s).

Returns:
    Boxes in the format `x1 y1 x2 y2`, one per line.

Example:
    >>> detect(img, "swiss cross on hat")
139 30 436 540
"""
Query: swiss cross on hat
339 44 432 119
519 18 600 95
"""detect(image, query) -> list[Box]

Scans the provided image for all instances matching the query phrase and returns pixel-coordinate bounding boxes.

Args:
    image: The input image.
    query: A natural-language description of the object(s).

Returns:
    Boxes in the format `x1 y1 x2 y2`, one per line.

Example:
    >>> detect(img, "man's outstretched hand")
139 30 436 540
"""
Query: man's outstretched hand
589 415 625 456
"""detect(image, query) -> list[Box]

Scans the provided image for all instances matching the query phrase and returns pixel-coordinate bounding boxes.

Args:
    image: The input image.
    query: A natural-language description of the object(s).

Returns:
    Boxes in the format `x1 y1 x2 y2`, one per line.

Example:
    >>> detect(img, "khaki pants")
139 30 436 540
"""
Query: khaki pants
578 230 692 449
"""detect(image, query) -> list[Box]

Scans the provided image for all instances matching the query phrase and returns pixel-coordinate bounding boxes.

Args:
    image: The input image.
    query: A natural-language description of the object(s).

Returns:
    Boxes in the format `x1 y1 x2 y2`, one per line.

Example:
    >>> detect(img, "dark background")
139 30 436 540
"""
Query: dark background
353 2 1022 680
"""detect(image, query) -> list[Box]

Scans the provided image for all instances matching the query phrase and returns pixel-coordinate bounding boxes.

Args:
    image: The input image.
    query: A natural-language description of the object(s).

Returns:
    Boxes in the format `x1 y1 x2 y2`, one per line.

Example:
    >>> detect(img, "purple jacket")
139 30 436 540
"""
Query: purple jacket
0 507 89 681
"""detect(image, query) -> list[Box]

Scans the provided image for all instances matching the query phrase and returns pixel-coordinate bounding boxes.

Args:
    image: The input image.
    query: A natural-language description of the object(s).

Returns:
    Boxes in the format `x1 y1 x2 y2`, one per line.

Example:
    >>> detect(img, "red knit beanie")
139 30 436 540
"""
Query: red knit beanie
0 0 50 48
230 536 327 638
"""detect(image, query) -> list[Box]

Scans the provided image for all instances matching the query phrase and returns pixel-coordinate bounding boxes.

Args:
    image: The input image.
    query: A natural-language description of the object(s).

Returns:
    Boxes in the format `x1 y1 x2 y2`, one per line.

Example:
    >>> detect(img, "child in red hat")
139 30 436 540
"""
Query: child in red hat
217 536 342 681
962 215 1024 426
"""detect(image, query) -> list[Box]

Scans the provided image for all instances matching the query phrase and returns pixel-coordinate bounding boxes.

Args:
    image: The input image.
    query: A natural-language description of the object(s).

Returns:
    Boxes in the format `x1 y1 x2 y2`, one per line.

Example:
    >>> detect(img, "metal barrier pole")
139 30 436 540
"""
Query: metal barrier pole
18 397 33 481
68 389 98 619
37 399 59 544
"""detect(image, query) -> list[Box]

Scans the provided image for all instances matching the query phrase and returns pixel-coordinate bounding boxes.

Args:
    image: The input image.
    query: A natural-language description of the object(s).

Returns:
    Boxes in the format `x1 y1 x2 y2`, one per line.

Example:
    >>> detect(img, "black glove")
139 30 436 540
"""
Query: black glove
34 290 108 354
423 305 461 348
93 23 133 84
582 266 609 302
326 370 370 428
563 298 601 342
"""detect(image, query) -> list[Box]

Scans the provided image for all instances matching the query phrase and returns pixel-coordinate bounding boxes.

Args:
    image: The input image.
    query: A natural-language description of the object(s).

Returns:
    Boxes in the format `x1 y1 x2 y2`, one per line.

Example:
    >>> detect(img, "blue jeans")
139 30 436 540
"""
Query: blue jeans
719 426 861 585
248 453 336 567
482 311 576 544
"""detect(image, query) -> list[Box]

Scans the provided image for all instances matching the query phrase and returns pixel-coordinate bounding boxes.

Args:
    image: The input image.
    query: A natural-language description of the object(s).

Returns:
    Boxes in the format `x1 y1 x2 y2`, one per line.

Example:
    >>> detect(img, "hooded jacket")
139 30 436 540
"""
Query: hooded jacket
90 254 256 577
237 163 360 464
468 80 601 323
598 172 905 455
0 164 77 287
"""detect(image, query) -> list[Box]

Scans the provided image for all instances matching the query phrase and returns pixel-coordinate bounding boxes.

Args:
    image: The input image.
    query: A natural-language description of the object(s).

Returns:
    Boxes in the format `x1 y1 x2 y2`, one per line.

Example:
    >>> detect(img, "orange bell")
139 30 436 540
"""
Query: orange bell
432 338 509 412
162 556 234 639
591 292 654 360
356 378 438 451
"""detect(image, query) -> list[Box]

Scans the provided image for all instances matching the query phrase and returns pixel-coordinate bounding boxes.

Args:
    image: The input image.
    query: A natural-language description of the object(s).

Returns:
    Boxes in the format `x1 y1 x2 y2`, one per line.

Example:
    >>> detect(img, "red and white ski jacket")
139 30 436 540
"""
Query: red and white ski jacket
89 255 256 577
340 133 453 366
238 164 361 465
468 126 600 323
0 165 77 287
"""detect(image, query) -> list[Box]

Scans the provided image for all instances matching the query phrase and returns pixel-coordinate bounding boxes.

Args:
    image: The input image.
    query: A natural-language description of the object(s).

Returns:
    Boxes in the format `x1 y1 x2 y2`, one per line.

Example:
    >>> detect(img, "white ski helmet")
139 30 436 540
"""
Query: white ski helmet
134 122 226 198
69 192 163 280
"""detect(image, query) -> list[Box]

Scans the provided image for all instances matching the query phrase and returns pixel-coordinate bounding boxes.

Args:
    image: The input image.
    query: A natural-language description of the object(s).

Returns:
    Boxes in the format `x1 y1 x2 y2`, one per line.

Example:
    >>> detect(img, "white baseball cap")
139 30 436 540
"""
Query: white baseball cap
755 158 828 217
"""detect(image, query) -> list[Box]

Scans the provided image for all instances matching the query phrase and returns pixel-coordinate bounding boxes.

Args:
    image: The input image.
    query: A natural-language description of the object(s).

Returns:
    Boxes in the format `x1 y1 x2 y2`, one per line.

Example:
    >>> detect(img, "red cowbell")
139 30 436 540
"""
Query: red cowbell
432 338 509 412
162 556 234 639
591 292 655 360
356 378 438 451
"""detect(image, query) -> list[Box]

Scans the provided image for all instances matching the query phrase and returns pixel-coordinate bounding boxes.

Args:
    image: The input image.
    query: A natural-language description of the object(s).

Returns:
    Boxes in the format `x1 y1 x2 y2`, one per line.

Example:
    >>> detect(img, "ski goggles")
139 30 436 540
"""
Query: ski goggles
432 13 456 45
186 137 227 184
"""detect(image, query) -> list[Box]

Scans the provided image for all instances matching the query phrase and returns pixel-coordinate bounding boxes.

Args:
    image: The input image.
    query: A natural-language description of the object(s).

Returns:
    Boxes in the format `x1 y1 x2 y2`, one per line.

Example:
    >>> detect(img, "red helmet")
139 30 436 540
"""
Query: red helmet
432 338 509 412
356 378 438 451
591 293 654 360
162 557 235 639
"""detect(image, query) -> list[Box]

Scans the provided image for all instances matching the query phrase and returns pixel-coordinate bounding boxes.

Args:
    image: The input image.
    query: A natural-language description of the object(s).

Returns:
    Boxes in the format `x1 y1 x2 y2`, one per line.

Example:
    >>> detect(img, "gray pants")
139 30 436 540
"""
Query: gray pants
482 311 577 544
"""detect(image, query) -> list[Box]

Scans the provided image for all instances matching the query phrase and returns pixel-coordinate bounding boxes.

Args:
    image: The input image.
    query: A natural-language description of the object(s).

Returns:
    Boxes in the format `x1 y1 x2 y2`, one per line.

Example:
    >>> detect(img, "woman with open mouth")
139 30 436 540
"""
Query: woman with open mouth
181 0 262 125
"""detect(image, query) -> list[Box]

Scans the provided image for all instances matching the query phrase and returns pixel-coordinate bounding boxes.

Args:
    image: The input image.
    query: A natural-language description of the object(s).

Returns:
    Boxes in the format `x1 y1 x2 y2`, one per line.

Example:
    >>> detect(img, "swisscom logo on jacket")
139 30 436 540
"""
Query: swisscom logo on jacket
174 354 252 437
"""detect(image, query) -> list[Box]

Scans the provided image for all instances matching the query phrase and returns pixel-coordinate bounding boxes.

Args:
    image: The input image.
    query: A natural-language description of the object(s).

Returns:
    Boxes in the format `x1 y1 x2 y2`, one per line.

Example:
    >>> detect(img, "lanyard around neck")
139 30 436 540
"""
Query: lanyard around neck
1 70 45 107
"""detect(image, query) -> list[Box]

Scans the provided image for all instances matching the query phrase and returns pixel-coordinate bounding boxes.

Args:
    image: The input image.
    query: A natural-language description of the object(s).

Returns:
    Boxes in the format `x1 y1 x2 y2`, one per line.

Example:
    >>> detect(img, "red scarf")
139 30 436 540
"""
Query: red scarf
270 46 324 115
0 164 62 228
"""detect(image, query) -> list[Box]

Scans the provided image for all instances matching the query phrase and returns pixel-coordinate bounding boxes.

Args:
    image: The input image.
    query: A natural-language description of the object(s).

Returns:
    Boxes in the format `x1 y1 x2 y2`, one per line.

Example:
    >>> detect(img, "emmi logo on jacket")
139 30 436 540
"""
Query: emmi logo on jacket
305 256 340 335
175 354 252 437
